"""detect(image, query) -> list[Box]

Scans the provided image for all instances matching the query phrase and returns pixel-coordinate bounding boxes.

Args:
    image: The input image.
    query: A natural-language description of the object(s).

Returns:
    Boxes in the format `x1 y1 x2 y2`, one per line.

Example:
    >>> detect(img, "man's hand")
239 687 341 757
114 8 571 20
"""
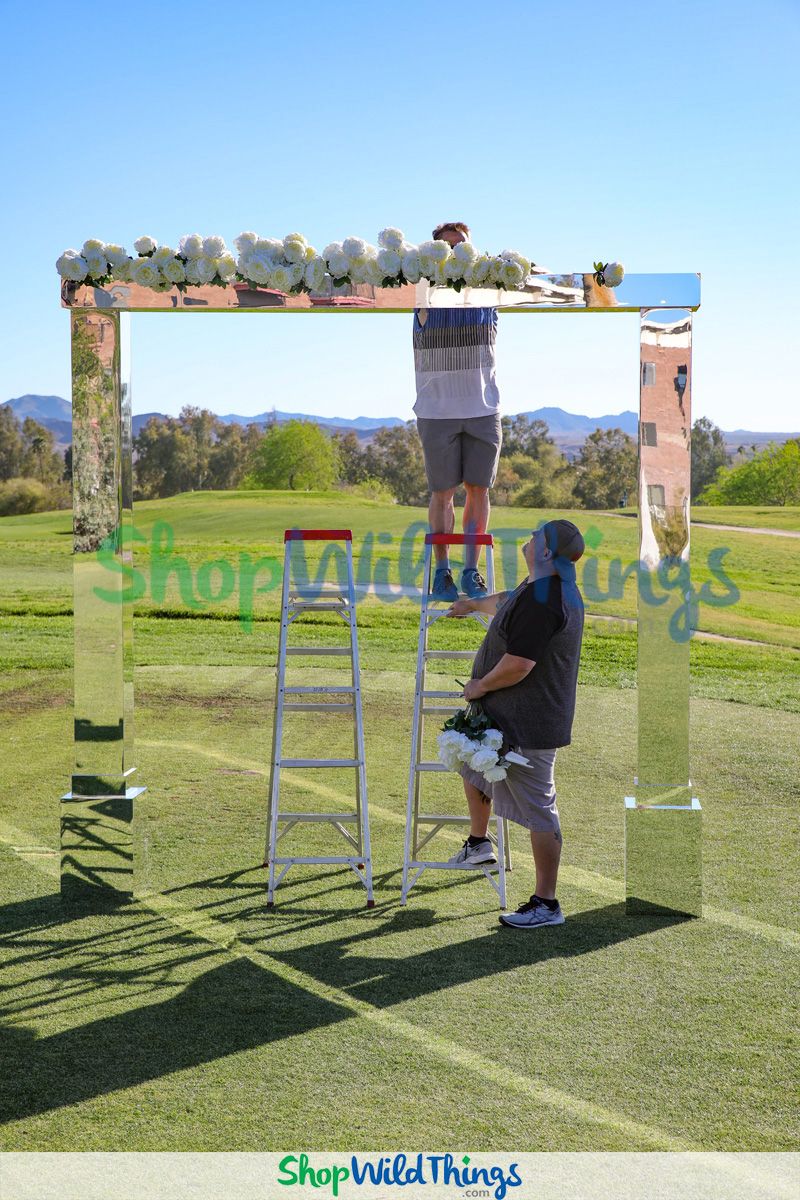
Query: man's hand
463 678 487 701
446 599 475 618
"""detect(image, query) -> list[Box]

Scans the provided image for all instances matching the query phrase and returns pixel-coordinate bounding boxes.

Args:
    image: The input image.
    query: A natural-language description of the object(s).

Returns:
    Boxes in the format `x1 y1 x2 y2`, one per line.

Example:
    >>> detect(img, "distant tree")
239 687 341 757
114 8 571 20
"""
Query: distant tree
332 429 370 485
0 406 24 481
134 416 197 498
180 405 219 490
207 421 261 489
20 418 64 486
573 427 637 510
699 439 800 506
500 414 552 458
63 445 73 482
509 444 579 508
363 422 428 506
0 477 50 516
691 416 729 501
250 419 338 490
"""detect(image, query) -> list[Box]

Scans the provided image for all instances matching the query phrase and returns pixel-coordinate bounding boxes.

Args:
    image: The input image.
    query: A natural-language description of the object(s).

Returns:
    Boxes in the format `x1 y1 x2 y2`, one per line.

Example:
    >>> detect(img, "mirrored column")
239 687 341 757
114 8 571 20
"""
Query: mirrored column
62 310 143 904
626 307 702 917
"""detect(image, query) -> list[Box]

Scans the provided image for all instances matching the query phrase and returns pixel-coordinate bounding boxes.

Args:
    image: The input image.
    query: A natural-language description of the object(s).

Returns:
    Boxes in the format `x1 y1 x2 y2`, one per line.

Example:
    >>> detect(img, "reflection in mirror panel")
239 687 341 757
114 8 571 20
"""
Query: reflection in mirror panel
625 798 702 917
60 273 701 313
61 791 140 904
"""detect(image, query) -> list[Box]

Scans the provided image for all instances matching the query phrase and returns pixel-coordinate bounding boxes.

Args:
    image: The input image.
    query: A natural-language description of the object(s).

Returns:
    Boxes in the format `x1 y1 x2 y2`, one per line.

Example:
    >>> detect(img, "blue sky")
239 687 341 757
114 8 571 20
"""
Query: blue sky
1 0 797 432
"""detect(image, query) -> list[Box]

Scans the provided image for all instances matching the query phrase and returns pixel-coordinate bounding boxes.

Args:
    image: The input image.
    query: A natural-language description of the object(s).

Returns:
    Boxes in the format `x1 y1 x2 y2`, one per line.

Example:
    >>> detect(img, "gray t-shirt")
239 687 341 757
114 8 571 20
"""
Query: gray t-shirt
471 573 584 750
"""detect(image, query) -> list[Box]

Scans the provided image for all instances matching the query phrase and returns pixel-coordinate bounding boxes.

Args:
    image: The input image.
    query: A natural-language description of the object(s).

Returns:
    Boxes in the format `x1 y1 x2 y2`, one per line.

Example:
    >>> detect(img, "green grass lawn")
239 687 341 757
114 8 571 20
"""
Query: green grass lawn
1 493 798 1153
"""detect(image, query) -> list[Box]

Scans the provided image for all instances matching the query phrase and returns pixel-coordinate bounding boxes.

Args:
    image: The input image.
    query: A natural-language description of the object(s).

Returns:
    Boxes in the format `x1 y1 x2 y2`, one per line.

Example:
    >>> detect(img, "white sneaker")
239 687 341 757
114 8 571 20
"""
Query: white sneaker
447 837 497 868
499 896 565 928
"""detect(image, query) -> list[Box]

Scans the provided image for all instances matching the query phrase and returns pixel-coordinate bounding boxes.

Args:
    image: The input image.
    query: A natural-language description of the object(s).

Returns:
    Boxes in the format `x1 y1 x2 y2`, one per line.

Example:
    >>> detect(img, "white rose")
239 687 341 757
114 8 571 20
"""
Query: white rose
269 264 293 292
216 253 237 281
467 255 491 285
282 233 308 263
304 255 328 291
428 240 451 263
101 244 127 269
469 747 499 773
343 236 366 259
234 231 258 254
362 257 385 286
603 261 625 287
444 255 466 282
499 259 525 289
323 241 344 260
178 233 204 259
56 252 88 281
134 236 157 255
482 728 504 751
456 735 480 763
240 253 271 285
202 235 226 258
81 238 105 256
327 250 350 279
112 258 133 282
131 258 162 289
378 227 404 251
401 249 421 283
453 240 478 264
254 237 284 262
152 245 176 265
483 765 508 782
162 258 186 284
376 248 401 278
185 255 217 285
85 251 109 279
500 249 531 275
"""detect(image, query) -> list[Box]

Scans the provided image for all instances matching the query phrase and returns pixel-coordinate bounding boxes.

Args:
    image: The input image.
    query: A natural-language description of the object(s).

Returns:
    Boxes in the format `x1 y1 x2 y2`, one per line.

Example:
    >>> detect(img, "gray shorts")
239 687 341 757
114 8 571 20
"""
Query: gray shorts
458 747 560 835
416 413 502 492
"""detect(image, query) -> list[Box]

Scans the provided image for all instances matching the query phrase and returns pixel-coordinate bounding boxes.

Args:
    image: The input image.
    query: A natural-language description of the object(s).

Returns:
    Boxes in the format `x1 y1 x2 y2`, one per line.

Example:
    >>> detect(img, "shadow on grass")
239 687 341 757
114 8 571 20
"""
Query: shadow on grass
0 879 688 1124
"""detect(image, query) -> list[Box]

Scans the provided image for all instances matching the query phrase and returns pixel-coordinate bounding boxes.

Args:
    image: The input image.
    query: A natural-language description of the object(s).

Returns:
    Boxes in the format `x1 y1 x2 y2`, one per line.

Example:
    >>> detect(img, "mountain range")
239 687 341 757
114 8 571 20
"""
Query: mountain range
2 394 797 456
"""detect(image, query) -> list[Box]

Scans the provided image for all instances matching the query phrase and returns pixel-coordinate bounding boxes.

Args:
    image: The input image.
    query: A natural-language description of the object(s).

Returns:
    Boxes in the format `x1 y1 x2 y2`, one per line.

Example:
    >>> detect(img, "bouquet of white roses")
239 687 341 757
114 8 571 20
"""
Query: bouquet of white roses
436 688 530 784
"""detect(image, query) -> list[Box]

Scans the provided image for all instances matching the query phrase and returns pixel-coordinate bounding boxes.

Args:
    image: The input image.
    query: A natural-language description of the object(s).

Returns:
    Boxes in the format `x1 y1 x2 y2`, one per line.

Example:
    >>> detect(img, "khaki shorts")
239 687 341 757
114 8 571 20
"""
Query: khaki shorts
416 413 502 492
458 747 560 835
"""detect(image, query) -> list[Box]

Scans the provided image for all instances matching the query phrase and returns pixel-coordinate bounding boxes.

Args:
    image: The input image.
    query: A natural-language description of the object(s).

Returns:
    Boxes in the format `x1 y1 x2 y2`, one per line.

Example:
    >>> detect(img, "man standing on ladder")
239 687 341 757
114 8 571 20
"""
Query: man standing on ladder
446 519 585 929
414 220 501 602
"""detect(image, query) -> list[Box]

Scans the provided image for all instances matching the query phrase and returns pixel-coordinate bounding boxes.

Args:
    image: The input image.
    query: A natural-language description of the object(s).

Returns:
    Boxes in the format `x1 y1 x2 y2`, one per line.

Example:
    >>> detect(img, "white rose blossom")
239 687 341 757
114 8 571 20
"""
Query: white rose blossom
178 233 204 259
343 236 367 259
152 245 177 265
184 255 218 285
84 251 109 279
282 233 308 263
103 244 128 268
234 231 258 254
482 729 504 751
323 241 344 260
469 747 500 773
254 237 284 262
603 261 625 287
216 253 237 282
483 765 508 782
269 264 293 292
81 238 105 256
202 235 227 258
113 258 133 282
304 255 328 291
240 253 272 285
162 258 186 285
500 249 531 275
134 236 157 256
131 258 162 289
56 252 88 281
453 240 478 264
376 248 401 278
401 249 421 283
378 227 404 251
327 250 350 279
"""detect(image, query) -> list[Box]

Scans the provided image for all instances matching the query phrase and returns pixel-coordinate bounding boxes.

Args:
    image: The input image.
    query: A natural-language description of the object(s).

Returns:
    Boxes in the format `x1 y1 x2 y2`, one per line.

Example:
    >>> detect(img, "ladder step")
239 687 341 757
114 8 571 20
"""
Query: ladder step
290 587 347 597
289 602 349 612
284 686 355 694
275 812 357 822
415 762 449 772
282 702 353 712
285 647 352 656
422 705 461 715
279 758 361 767
422 690 463 699
423 650 476 658
417 814 485 824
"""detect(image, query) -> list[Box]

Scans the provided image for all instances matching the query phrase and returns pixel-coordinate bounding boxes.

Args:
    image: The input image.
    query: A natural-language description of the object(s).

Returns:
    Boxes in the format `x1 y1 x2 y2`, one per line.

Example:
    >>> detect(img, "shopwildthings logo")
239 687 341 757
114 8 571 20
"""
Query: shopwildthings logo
277 1153 522 1198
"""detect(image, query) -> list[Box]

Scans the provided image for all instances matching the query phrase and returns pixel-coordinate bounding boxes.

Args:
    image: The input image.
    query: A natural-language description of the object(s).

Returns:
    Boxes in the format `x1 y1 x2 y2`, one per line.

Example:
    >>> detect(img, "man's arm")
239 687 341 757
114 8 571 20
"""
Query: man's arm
447 591 509 619
464 652 535 699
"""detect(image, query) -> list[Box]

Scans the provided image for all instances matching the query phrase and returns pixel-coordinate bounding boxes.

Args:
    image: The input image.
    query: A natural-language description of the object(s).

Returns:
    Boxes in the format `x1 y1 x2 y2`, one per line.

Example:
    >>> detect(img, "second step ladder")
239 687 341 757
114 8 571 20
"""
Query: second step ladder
402 533 510 907
264 528 374 907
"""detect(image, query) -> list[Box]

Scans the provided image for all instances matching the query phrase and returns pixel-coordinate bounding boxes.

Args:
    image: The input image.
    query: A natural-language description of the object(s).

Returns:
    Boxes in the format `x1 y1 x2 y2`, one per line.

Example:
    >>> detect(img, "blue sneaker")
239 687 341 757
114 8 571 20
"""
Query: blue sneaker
431 566 459 601
500 896 565 929
461 568 488 599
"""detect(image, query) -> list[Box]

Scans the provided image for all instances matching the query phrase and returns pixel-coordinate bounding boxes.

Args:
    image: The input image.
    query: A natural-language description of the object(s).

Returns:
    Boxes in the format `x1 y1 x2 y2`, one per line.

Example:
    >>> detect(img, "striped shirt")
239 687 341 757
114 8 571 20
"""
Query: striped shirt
412 306 500 419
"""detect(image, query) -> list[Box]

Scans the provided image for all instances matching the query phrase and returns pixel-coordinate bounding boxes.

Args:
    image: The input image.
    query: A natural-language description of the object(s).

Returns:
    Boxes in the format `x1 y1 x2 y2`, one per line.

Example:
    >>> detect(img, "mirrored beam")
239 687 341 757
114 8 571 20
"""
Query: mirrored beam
624 797 702 917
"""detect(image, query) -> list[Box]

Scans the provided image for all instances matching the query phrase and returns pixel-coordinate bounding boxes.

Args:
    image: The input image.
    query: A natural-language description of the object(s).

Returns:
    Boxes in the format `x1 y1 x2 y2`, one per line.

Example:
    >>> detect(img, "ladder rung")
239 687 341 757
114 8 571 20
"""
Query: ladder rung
423 650 476 658
290 587 347 597
289 602 349 611
285 647 352 656
417 814 483 824
415 762 449 772
282 702 353 712
275 812 357 822
421 705 461 715
422 690 463 699
284 686 355 694
279 758 361 767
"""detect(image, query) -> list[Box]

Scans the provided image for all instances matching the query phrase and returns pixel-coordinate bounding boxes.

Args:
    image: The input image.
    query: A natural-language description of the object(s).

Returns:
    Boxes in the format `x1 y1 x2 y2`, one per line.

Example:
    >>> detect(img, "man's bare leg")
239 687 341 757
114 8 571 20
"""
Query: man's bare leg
463 778 491 838
530 828 562 900
462 483 490 570
429 486 457 565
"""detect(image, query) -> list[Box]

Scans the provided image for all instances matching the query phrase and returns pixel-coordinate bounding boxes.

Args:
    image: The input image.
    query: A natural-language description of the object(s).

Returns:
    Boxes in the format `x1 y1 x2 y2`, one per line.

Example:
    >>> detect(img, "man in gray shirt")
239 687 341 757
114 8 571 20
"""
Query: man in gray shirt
445 519 585 928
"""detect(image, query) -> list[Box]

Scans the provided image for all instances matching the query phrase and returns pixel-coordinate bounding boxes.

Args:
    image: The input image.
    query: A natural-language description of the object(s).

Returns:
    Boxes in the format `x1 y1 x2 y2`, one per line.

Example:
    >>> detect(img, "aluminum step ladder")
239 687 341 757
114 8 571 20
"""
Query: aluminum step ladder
401 532 510 907
264 528 374 907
